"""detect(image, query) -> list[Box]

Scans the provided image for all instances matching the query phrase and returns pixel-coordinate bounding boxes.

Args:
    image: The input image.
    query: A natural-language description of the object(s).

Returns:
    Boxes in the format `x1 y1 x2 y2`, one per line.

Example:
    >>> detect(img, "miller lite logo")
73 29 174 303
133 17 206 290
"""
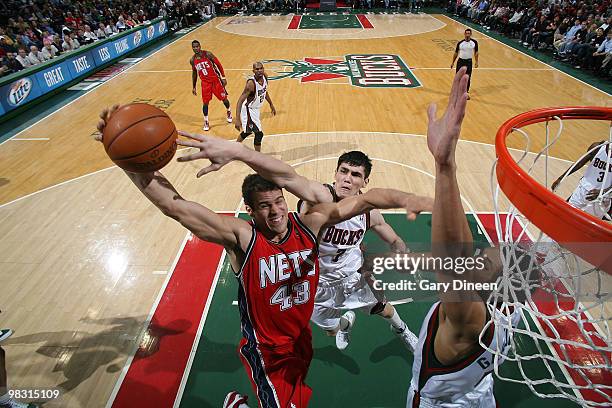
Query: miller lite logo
264 54 421 88
159 20 167 34
8 78 32 106
147 25 155 39
133 31 142 46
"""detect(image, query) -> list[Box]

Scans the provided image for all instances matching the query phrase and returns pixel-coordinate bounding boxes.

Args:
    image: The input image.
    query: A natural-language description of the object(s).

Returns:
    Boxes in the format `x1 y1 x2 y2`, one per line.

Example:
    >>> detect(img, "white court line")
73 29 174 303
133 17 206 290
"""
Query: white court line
105 231 192 408
0 19 213 146
412 67 555 71
0 132 572 209
9 138 50 141
215 13 447 40
173 198 243 408
126 68 250 73
0 146 192 209
441 15 611 97
126 67 554 74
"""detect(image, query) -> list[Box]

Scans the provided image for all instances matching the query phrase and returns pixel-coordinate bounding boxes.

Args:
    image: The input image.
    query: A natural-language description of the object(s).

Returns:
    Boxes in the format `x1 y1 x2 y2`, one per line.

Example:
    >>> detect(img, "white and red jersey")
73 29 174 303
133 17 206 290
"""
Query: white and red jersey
236 213 319 347
192 51 225 83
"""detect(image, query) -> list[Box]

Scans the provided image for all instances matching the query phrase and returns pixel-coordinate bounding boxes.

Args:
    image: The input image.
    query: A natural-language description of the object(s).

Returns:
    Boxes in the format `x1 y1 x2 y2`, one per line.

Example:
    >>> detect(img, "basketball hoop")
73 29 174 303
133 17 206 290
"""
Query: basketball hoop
483 107 612 407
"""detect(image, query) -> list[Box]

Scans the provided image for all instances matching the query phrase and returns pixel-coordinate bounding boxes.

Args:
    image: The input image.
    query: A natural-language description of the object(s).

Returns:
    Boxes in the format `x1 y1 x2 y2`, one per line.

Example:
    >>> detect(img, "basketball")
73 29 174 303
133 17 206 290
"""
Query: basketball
102 103 178 173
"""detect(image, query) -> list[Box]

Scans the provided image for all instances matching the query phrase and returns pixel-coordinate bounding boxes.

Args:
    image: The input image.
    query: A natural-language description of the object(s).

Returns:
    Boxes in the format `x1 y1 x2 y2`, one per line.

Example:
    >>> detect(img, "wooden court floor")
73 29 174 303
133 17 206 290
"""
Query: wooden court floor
0 13 609 407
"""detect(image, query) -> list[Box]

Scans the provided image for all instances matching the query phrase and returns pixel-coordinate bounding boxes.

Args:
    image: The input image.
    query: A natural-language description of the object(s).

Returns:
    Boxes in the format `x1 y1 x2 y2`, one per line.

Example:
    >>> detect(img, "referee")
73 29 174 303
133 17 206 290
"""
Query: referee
451 28 479 99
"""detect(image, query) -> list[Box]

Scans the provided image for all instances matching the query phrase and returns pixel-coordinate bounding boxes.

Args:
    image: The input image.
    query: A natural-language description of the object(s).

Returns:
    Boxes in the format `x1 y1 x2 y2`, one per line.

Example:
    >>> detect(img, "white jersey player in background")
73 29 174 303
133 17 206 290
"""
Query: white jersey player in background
235 61 276 152
405 68 521 407
292 151 418 351
552 141 612 220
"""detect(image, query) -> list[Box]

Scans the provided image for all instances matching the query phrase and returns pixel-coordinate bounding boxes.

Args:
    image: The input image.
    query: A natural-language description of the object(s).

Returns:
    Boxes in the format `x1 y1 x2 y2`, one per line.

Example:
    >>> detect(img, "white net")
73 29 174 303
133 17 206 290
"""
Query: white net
483 112 612 407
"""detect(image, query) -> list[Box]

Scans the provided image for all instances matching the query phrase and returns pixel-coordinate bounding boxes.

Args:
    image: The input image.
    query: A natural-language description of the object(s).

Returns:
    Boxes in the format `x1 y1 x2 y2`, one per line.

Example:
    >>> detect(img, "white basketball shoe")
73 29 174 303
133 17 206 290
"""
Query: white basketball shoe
335 311 355 350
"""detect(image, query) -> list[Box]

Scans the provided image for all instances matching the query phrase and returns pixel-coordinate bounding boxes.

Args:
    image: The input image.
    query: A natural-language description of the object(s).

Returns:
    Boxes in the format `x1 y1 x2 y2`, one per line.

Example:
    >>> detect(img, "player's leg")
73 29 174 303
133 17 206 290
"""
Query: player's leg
201 81 213 131
249 109 264 152
236 103 253 144
373 303 418 351
253 130 264 152
222 98 232 123
213 80 233 123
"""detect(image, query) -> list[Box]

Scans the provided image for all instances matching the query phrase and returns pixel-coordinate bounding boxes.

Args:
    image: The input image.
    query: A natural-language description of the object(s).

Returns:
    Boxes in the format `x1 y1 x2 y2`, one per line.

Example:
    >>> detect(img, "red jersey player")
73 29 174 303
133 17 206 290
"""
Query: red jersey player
94 114 432 408
190 39 232 131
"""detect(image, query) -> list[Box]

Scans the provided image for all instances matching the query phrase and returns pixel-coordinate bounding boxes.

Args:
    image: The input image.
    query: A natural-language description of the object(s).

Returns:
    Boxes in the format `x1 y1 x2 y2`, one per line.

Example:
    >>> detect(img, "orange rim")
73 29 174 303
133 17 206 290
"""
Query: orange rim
495 106 612 272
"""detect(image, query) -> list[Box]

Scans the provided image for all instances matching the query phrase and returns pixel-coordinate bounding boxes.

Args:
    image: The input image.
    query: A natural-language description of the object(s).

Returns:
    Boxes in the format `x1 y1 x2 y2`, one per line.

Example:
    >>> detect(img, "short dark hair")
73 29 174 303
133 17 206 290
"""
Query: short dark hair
336 151 372 178
191 39 200 45
465 28 472 33
241 174 282 207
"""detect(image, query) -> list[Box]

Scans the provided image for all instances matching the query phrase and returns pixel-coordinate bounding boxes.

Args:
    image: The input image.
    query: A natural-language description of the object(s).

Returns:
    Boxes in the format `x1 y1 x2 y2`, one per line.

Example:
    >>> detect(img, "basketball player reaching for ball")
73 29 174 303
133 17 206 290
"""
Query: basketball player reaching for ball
235 62 276 152
176 138 417 351
190 39 232 131
94 115 432 408
404 67 520 407
552 140 612 220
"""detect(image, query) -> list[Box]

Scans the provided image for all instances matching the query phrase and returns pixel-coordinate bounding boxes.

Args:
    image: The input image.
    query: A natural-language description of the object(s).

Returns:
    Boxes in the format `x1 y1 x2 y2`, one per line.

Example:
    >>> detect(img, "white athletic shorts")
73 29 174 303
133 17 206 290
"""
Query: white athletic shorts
406 374 496 408
240 104 262 133
311 272 381 331
568 184 611 219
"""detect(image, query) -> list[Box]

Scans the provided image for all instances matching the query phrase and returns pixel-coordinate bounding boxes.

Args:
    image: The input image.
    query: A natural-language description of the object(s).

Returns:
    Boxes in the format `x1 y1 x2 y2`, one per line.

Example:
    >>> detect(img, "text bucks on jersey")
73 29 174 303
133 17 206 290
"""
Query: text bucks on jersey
319 212 368 282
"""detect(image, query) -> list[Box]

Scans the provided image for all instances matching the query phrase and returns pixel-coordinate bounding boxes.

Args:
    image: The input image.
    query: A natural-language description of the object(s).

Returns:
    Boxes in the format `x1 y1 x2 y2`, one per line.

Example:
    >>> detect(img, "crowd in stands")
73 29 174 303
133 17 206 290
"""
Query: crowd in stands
0 0 217 78
447 0 612 77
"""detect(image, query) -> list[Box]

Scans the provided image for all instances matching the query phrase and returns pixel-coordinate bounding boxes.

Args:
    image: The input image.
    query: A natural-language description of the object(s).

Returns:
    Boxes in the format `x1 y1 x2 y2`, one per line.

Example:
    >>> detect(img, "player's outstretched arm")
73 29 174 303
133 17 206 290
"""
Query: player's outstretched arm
123 171 249 247
428 67 485 333
95 107 250 249
177 132 333 204
302 188 433 237
551 141 604 190
369 209 407 252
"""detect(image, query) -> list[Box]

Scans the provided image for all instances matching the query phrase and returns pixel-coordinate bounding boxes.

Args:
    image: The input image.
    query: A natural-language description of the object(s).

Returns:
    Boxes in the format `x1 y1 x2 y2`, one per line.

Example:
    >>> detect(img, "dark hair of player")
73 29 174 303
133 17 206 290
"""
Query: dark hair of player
242 174 282 207
192 40 200 45
337 151 373 178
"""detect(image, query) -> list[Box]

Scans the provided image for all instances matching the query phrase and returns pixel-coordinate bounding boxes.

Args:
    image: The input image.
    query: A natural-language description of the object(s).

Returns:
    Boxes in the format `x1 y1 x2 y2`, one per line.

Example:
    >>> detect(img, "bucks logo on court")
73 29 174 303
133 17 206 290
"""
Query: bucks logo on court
264 55 420 88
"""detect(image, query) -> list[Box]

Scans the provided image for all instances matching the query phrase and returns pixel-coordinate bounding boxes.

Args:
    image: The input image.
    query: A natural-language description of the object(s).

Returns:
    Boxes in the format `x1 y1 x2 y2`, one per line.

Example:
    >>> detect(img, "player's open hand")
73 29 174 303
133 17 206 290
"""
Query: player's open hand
192 87 197 96
271 105 276 116
95 104 120 142
403 195 434 221
427 67 468 167
176 131 242 177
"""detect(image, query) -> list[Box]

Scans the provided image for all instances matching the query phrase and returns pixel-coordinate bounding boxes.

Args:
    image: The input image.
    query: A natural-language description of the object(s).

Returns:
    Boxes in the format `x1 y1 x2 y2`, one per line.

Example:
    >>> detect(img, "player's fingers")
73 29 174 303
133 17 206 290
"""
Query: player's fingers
196 164 221 178
96 119 105 133
176 139 200 148
178 130 205 141
406 212 417 221
450 67 467 103
176 152 204 162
